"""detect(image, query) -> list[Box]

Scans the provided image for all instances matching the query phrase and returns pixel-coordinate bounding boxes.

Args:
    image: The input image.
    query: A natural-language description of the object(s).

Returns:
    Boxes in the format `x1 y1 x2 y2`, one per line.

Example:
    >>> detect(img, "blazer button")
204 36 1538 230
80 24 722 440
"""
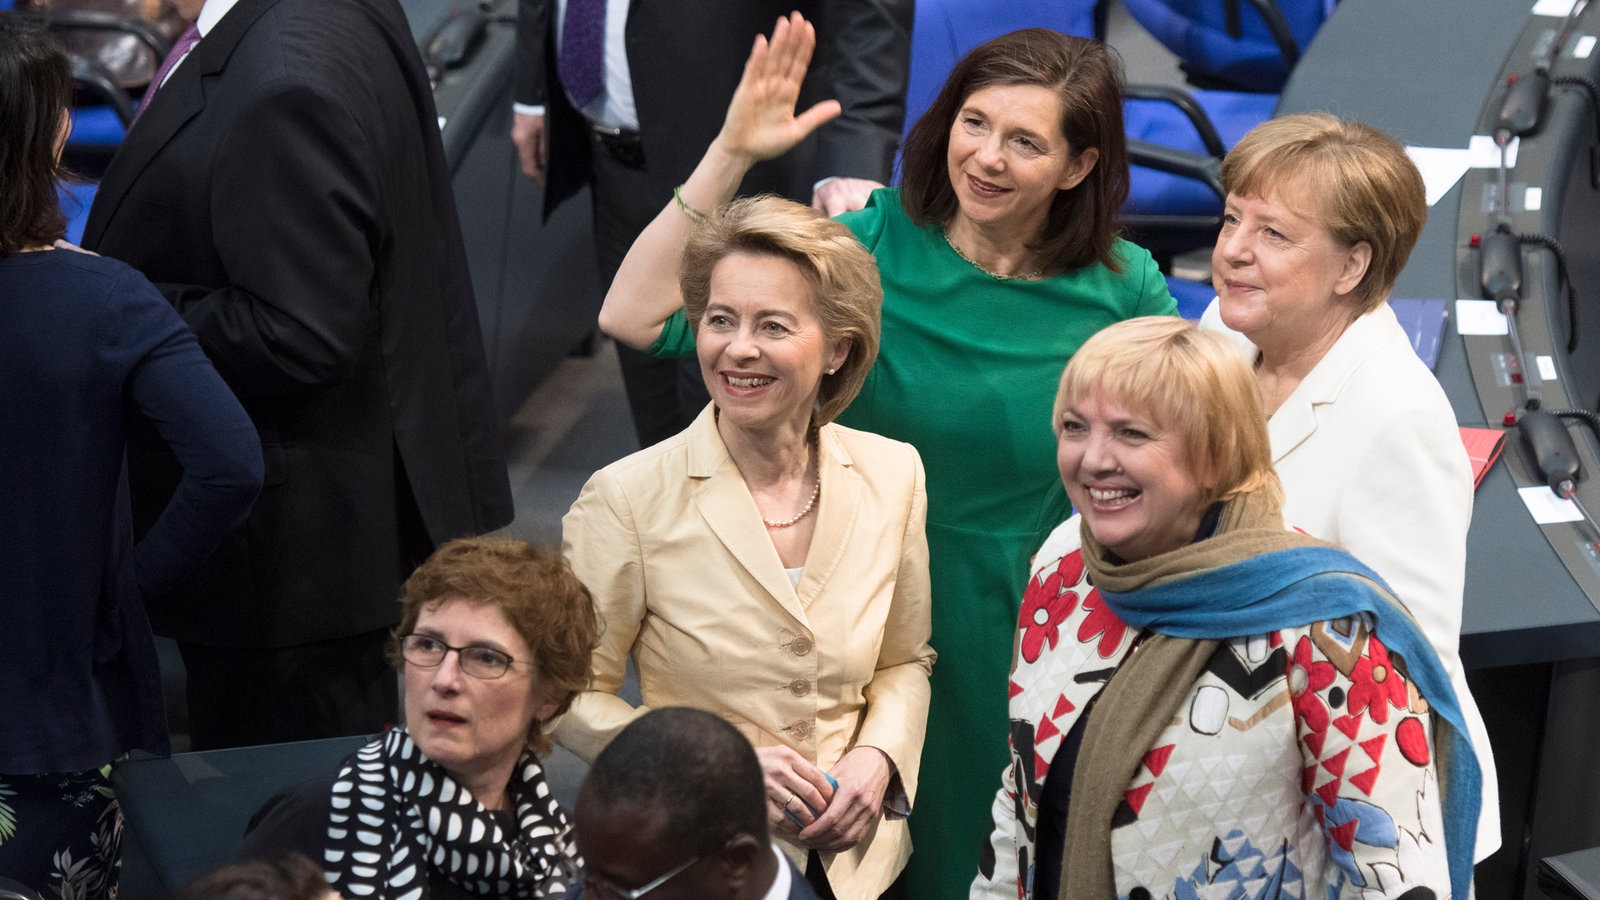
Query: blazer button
788 678 811 697
790 636 813 656
789 720 812 740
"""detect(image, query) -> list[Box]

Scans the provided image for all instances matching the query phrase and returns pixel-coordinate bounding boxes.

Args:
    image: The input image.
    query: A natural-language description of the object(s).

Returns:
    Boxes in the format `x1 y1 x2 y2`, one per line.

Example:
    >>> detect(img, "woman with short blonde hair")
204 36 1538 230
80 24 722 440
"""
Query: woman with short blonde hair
975 317 1481 899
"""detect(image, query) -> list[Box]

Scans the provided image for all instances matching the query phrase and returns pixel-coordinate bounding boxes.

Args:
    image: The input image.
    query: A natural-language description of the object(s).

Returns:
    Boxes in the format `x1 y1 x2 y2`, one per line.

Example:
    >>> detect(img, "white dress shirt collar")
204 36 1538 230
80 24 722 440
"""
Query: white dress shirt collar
196 0 246 37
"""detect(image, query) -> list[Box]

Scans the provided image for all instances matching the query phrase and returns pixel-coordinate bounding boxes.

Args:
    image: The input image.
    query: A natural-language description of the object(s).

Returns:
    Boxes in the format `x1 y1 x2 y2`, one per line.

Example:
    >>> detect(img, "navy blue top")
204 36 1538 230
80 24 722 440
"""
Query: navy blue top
0 248 262 772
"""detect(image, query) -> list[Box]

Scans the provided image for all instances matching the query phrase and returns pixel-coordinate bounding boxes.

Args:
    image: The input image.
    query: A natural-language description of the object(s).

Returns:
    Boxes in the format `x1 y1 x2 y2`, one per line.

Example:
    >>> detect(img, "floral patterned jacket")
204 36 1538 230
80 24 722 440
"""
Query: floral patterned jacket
972 521 1455 900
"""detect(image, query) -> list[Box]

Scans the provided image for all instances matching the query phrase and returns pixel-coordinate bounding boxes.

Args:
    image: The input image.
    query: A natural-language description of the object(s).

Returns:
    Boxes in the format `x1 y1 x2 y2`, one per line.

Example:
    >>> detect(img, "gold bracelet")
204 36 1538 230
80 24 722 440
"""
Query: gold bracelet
673 184 710 223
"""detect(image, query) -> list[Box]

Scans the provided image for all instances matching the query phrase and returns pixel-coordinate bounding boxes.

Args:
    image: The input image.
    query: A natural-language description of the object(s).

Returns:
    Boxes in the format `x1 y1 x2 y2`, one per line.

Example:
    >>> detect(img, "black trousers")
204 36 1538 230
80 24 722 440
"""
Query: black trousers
587 129 708 449
178 627 398 750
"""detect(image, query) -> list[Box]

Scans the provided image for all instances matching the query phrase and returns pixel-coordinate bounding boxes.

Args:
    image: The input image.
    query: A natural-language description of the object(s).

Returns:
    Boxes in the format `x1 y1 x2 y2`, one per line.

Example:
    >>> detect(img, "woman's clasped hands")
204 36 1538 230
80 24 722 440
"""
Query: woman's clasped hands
757 744 892 853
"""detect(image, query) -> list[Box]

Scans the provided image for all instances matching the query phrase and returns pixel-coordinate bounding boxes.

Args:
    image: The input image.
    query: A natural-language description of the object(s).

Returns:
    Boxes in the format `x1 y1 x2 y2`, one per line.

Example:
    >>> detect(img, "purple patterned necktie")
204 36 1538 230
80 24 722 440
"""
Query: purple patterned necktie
132 23 201 126
558 0 605 109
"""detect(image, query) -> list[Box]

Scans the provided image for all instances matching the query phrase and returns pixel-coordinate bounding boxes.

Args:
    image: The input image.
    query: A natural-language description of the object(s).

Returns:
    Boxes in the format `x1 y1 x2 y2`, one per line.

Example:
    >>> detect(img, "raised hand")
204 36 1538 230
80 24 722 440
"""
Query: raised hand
713 11 842 166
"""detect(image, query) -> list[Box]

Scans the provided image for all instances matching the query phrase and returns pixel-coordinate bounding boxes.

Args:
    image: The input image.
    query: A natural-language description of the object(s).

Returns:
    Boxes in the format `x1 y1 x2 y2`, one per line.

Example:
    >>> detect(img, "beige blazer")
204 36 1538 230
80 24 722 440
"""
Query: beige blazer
559 405 935 900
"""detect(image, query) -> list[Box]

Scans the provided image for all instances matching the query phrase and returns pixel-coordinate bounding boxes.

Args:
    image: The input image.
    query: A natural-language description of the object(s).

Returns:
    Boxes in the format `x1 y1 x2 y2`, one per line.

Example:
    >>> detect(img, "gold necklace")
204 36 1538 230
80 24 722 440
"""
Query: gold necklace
763 478 820 528
942 227 1044 281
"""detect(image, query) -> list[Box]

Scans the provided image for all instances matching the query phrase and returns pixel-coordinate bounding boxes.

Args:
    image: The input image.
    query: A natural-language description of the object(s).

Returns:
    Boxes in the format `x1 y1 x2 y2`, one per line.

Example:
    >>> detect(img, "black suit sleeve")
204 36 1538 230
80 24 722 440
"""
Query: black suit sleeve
160 79 379 400
118 271 264 599
514 0 550 106
814 0 913 183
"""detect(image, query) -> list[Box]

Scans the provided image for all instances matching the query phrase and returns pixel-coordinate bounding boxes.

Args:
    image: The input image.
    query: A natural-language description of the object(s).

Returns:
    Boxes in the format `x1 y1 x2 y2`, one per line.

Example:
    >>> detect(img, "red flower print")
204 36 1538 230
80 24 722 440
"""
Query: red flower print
1076 587 1129 658
1347 634 1409 724
1018 561 1081 664
1287 636 1336 734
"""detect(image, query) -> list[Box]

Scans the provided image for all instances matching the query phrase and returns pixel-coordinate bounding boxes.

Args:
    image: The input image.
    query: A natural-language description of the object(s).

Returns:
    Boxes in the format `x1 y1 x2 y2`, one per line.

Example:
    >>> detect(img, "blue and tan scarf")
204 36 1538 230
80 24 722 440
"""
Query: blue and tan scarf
1061 487 1480 900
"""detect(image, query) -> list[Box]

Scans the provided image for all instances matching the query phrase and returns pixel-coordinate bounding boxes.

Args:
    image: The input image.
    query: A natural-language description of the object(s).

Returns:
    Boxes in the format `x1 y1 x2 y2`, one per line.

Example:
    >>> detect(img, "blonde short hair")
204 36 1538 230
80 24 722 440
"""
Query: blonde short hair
680 195 882 425
1222 113 1426 313
1054 317 1281 505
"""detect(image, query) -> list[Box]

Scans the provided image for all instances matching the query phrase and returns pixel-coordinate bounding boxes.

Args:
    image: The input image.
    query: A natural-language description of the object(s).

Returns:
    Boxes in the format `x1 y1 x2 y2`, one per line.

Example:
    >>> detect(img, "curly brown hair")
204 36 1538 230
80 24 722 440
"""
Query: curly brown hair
394 537 600 755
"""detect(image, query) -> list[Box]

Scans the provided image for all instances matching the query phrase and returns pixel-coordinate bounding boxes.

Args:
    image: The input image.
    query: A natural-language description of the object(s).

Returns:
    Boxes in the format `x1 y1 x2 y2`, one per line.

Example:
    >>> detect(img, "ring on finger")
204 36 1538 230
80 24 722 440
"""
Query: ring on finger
784 793 797 811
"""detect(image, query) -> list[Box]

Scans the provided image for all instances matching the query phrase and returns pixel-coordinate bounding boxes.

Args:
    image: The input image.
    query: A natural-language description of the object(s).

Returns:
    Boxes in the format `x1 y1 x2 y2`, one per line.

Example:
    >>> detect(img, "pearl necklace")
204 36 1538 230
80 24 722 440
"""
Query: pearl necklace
942 228 1044 281
763 478 821 528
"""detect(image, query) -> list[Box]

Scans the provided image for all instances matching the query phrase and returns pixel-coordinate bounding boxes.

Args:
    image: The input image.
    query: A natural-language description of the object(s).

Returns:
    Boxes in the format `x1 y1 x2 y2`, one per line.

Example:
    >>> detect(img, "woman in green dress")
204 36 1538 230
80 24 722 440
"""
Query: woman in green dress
594 16 1174 897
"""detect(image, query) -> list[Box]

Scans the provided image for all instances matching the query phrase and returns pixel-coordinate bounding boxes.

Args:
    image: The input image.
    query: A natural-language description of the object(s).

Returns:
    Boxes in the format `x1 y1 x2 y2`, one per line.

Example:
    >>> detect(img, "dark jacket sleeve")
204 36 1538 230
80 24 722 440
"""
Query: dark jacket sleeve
159 79 380 399
117 271 263 599
814 0 913 183
235 776 339 865
514 0 550 106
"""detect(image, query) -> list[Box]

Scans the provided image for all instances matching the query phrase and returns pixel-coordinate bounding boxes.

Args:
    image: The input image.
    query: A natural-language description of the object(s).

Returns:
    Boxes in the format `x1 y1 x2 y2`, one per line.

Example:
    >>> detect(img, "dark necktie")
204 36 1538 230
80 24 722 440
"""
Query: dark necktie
558 0 605 108
132 23 201 126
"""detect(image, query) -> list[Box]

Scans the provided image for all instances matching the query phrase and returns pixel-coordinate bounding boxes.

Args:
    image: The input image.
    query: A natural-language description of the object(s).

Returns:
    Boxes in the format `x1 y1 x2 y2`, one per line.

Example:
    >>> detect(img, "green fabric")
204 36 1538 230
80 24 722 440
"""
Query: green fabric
651 189 1175 898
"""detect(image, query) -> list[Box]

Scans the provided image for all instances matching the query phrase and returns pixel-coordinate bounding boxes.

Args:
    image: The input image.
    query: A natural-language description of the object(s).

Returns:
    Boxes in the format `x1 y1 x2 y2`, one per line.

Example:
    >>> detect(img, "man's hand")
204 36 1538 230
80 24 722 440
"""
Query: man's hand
512 110 548 185
811 177 884 216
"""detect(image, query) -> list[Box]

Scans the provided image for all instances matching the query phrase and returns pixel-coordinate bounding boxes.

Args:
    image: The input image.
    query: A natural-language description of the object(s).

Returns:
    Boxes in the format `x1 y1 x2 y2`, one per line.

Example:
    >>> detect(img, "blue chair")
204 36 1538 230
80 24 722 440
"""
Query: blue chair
1120 0 1334 92
111 736 372 895
57 51 137 244
1121 85 1268 257
1118 0 1337 260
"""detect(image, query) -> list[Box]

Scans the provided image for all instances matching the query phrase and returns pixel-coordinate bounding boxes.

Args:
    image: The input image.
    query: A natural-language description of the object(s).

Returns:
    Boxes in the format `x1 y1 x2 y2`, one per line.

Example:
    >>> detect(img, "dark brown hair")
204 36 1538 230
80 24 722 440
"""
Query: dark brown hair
899 29 1130 274
0 16 70 256
394 537 600 756
178 853 333 900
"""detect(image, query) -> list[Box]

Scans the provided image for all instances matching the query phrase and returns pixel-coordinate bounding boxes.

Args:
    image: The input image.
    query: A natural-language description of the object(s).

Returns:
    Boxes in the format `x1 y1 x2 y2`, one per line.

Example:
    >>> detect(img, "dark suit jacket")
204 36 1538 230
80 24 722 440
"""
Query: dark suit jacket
513 0 913 217
82 0 514 647
786 856 822 899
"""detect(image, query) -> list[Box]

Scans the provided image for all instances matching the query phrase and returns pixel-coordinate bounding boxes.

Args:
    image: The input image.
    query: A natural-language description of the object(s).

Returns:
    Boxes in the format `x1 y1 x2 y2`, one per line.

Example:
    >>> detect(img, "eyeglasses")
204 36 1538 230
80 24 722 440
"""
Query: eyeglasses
583 848 710 899
399 634 522 680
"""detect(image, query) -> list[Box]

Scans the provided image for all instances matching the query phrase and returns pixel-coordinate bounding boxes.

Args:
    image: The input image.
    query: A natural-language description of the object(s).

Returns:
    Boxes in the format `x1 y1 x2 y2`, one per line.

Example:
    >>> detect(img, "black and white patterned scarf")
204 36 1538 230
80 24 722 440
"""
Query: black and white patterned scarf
322 727 580 899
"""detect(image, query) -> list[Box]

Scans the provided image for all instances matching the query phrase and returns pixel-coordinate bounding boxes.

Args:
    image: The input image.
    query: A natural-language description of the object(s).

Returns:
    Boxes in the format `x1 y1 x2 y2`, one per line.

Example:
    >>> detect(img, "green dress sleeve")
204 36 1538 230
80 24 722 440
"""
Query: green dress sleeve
646 308 697 359
1118 239 1180 318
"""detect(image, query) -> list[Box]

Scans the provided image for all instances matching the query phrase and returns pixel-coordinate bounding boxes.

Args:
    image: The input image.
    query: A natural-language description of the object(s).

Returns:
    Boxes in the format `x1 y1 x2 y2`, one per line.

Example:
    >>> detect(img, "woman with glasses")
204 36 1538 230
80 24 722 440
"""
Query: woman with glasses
237 537 599 898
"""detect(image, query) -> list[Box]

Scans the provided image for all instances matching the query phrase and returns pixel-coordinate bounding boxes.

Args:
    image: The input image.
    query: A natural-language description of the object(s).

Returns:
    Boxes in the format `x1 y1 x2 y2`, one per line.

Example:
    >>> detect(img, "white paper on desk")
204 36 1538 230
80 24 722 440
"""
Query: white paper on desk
1469 134 1520 168
1532 0 1578 16
1405 146 1472 206
1455 299 1510 335
1519 486 1585 523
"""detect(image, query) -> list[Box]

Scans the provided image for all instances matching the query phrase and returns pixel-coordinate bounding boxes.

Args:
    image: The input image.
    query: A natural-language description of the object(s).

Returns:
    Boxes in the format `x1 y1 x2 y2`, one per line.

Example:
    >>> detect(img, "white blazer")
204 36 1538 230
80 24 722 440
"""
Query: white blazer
1202 299 1501 860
